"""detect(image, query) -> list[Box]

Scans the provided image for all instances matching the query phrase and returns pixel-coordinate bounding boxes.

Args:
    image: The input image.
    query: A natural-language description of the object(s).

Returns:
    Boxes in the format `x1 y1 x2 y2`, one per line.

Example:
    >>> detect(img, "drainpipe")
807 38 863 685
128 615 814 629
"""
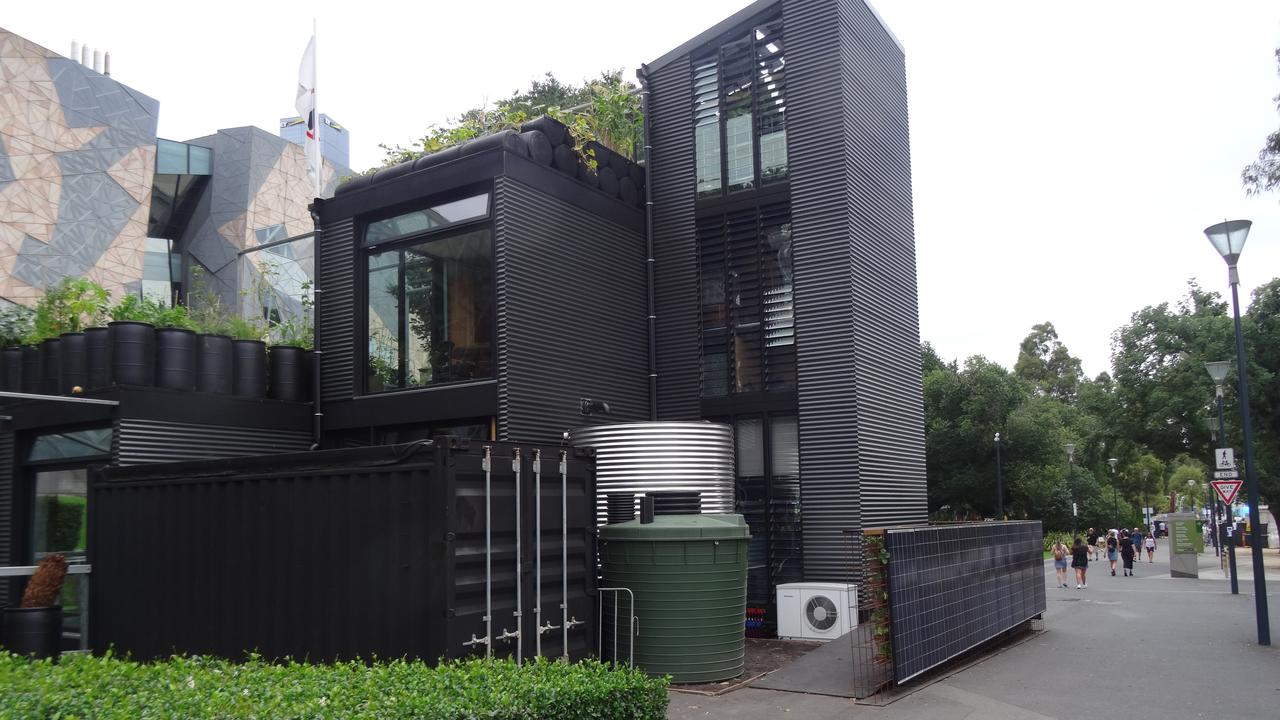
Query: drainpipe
309 206 324 449
638 64 658 421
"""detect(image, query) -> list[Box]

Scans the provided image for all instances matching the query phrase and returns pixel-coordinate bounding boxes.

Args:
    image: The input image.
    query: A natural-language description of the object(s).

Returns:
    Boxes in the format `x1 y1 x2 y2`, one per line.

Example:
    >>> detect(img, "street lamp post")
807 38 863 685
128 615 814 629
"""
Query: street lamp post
1107 458 1119 531
994 432 1004 520
1205 418 1220 557
1206 360 1239 594
1065 443 1076 538
1203 219 1268 645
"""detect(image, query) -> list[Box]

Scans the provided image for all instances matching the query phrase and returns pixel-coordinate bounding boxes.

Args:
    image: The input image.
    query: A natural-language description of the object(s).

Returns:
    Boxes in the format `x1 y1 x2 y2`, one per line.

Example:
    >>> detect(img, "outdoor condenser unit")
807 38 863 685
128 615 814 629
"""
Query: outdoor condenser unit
776 582 857 641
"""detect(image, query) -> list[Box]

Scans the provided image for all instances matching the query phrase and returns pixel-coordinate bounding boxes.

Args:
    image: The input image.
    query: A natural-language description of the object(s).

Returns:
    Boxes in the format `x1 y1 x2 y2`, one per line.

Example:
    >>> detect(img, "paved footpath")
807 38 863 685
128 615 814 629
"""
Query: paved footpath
667 545 1280 719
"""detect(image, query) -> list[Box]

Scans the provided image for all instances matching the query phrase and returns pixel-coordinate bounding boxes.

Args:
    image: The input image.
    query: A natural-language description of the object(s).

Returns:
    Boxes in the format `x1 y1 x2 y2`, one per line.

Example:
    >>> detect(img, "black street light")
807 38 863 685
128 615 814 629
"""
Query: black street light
1206 360 1238 592
1204 219 1269 645
1064 443 1076 538
994 432 1004 520
1107 458 1119 530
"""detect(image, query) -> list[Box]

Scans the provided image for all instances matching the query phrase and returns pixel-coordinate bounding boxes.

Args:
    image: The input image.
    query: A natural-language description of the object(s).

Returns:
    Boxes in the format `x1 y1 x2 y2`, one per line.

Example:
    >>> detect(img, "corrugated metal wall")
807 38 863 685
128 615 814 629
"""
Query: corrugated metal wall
782 0 925 580
0 430 12 608
646 58 702 422
494 177 649 442
317 218 357 403
838 0 926 530
115 419 312 465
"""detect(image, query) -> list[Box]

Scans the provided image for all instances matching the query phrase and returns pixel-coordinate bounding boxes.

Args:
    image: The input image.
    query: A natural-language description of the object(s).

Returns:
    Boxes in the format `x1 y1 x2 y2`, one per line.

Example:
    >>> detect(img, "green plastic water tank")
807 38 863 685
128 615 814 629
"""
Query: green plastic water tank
599 514 749 683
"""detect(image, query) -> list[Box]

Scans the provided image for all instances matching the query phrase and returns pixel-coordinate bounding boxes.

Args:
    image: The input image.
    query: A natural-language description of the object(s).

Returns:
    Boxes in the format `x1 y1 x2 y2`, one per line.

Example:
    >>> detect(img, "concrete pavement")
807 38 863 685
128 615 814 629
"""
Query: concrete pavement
667 545 1280 719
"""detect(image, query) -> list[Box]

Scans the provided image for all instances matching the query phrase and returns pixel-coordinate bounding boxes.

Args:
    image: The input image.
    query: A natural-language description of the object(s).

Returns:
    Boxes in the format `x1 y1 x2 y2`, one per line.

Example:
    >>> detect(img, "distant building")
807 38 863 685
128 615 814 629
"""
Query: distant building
280 114 350 169
0 27 348 315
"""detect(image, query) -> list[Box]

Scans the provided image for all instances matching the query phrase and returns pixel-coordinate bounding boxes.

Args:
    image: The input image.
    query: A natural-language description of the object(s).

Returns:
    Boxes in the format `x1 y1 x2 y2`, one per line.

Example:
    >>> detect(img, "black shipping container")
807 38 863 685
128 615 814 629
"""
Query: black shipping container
91 439 597 663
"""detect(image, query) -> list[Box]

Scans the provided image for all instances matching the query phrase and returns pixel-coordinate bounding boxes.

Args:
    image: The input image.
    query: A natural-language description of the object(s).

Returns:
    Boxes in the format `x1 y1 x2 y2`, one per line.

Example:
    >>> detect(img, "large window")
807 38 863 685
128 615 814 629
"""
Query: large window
365 204 493 392
699 203 795 396
691 17 787 198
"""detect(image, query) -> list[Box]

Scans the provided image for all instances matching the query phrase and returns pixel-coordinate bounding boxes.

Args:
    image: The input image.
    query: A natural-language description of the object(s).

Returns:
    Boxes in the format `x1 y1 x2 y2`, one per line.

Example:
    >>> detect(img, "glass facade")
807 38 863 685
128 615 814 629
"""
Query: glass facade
365 194 490 247
241 232 316 338
31 468 88 561
366 226 494 391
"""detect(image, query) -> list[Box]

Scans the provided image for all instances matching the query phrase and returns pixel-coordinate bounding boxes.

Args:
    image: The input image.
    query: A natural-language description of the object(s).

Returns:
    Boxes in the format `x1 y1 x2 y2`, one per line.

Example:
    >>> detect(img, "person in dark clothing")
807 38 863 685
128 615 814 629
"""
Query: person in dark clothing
1106 531 1119 575
1120 529 1136 576
1071 537 1089 588
1087 528 1100 560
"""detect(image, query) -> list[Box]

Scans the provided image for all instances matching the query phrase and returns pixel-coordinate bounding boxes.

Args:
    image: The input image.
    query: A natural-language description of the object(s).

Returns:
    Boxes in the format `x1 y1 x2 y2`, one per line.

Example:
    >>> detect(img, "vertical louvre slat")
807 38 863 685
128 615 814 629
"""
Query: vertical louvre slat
0 430 12 607
318 218 356 402
648 57 701 420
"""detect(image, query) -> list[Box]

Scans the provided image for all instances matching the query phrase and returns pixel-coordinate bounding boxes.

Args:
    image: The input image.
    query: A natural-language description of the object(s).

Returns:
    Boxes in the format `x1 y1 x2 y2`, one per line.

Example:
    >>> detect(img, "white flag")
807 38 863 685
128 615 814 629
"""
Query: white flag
295 34 321 196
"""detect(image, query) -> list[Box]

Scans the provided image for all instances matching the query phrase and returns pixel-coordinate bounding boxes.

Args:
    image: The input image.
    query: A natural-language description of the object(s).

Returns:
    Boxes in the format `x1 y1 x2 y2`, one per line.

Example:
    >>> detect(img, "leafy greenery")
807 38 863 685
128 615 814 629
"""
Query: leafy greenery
0 653 669 720
0 303 34 348
372 70 643 173
28 278 109 342
107 295 194 329
1242 46 1280 197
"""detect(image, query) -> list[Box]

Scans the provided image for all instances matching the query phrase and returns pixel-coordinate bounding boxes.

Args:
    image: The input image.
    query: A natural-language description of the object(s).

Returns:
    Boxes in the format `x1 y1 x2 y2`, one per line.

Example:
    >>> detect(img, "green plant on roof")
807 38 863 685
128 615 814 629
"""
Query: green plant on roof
0 303 34 348
29 278 110 342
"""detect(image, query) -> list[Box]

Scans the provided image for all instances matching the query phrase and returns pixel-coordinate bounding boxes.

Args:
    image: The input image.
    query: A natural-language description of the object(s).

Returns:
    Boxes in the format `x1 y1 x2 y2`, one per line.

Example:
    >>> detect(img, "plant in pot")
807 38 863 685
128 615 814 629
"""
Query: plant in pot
0 304 34 392
152 302 199 391
106 294 164 387
28 278 109 395
2 552 68 659
266 280 314 402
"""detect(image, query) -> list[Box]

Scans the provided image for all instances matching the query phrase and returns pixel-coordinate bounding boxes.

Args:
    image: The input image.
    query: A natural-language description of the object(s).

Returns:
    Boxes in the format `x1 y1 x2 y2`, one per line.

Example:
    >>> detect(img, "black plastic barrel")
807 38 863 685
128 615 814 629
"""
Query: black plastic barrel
1 347 21 392
648 490 702 516
59 332 88 394
39 338 61 395
21 346 40 393
607 493 637 524
108 321 155 386
232 339 267 398
267 345 306 401
155 328 197 391
196 334 233 394
1 606 62 659
85 327 109 390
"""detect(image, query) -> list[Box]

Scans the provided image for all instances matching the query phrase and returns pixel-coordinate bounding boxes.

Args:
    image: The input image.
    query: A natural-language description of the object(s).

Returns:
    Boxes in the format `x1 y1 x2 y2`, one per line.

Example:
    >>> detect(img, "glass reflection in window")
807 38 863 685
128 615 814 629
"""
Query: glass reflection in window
32 468 88 561
365 194 490 246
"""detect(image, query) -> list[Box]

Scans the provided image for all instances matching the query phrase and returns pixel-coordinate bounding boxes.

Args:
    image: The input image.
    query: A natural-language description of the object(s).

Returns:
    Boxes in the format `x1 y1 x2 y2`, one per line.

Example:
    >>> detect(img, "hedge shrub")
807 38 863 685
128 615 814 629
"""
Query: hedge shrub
0 652 669 719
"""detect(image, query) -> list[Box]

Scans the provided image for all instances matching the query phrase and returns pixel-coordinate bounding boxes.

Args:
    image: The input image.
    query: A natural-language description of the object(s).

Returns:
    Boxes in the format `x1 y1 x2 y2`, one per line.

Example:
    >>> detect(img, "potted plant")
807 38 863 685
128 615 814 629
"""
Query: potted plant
152 303 198 391
0 304 34 391
106 295 158 386
26 278 108 395
266 280 314 402
2 553 68 659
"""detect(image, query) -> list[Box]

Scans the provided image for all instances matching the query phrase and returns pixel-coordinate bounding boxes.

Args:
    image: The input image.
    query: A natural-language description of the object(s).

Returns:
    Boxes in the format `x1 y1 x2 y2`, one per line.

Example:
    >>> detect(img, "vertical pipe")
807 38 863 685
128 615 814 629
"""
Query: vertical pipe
103 51 110 77
512 447 523 664
92 48 101 73
637 64 658 420
1216 393 1238 593
310 211 324 449
533 449 542 657
483 445 493 657
81 45 90 67
560 449 569 659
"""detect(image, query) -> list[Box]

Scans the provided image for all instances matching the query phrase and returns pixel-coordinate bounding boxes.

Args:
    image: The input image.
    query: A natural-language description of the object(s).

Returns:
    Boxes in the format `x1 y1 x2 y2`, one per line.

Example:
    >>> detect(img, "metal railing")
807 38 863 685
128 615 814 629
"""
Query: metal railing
597 587 637 666
0 563 92 651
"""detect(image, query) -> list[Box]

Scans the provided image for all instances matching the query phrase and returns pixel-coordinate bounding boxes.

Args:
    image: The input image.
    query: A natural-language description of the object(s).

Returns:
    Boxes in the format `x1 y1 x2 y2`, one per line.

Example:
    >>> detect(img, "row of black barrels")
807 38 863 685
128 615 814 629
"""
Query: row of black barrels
348 116 646 208
607 490 702 524
0 322 311 402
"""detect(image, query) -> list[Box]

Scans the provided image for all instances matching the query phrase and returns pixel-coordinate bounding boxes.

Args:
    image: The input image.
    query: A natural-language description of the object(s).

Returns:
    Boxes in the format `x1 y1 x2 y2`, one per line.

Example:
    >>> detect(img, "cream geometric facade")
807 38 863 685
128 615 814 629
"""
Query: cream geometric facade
0 27 158 306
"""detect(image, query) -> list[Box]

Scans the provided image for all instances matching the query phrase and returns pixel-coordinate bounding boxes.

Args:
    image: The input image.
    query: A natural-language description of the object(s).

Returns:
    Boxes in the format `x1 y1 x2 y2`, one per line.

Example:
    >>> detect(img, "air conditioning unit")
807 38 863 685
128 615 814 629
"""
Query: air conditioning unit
776 582 857 641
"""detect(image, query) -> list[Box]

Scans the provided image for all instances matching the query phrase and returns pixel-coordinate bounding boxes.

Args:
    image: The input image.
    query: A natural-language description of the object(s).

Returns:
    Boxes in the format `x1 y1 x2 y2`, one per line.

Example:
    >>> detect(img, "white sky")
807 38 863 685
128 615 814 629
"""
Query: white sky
5 0 1279 378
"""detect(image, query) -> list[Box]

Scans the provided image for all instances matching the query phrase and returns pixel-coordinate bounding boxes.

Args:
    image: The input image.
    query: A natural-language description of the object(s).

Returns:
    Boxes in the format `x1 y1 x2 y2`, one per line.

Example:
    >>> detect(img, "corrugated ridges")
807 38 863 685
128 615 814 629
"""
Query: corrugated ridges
841 0 926 529
494 177 649 443
116 418 312 465
317 218 356 403
783 0 862 581
647 58 702 421
0 430 11 607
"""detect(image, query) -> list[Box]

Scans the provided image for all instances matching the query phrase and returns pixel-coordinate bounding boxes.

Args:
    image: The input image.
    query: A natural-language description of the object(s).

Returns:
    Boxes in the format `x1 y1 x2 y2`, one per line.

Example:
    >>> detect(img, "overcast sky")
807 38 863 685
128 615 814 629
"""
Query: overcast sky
6 0 1279 378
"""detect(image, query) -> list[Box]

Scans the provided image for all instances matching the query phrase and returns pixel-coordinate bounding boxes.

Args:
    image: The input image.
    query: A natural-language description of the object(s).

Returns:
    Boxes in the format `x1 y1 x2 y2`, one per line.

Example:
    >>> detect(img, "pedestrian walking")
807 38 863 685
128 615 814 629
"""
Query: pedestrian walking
1071 537 1089 588
1131 527 1143 561
1087 527 1100 561
1095 533 1106 561
1106 530 1119 576
1120 529 1136 576
1052 538 1070 588
1145 533 1156 562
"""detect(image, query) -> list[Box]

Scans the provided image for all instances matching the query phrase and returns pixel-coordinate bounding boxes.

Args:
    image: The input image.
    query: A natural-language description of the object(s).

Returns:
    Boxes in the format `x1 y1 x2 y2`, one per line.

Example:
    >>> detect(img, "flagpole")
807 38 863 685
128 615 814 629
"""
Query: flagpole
312 18 321 198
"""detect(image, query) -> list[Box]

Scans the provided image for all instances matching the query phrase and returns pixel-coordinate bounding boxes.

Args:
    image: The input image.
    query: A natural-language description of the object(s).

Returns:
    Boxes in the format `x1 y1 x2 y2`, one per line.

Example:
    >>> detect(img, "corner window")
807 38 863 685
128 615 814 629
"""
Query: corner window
365 194 490 246
366 226 493 391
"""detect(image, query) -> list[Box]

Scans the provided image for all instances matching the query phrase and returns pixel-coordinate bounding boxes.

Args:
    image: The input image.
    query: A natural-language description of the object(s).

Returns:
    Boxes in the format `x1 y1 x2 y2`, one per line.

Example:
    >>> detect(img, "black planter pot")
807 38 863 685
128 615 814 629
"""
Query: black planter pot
196 334 234 394
1 347 22 392
108 321 155 386
59 332 88 394
155 328 197 391
232 339 267 398
268 345 307 402
21 346 40 393
39 338 62 395
85 327 109 390
2 606 62 659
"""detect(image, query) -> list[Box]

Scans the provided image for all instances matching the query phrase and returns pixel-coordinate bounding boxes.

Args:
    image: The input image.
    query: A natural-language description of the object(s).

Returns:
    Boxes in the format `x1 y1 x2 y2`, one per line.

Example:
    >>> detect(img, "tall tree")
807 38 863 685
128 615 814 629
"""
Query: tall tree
1242 46 1280 198
1013 322 1084 402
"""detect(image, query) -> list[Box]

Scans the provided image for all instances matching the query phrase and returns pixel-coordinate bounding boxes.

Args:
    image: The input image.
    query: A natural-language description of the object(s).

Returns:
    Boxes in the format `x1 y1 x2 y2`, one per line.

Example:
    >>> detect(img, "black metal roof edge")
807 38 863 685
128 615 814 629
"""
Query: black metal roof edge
101 440 440 484
643 0 780 73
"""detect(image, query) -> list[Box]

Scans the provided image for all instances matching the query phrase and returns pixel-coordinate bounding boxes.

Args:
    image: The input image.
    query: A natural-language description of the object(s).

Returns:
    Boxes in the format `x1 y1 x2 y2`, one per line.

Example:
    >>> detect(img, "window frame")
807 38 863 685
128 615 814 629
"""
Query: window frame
358 184 497 396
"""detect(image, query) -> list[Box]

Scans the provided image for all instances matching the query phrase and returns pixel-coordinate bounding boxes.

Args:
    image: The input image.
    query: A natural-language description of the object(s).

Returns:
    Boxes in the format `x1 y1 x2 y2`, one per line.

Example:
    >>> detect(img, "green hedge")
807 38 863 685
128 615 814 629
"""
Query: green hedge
0 652 669 719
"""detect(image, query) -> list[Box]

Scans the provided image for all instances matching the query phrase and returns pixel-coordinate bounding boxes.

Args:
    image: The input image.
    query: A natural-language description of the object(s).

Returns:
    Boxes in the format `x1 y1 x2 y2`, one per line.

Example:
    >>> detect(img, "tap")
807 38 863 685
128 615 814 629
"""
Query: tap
497 628 520 643
539 622 561 635
565 616 585 631
462 634 489 648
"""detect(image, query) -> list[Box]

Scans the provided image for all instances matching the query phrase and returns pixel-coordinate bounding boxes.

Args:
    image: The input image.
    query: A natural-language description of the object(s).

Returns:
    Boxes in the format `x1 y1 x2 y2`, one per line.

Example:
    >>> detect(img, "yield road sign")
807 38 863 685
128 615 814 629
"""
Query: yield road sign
1213 470 1240 479
1216 448 1236 470
1211 479 1243 506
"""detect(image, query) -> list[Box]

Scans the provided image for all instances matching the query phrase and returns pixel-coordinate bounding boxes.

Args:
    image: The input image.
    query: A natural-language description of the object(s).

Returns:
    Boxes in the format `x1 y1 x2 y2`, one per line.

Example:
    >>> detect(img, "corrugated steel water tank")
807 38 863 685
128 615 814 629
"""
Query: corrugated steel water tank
571 422 734 527
599 513 749 683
